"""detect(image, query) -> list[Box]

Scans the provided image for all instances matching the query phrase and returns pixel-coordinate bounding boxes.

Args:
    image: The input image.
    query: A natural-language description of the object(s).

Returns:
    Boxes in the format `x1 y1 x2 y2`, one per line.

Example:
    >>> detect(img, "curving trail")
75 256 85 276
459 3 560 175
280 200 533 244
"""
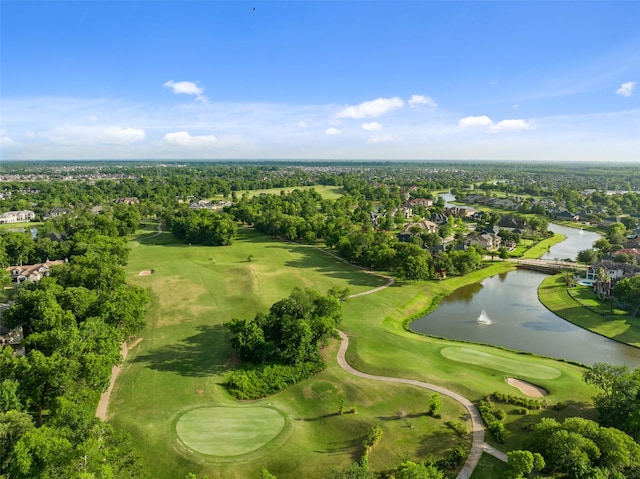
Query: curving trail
335 330 507 478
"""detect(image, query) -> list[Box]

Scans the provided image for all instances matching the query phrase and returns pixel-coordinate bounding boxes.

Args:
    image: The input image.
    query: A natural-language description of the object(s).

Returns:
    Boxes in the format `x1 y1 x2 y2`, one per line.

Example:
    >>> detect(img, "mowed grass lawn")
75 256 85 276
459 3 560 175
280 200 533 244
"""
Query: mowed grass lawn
213 185 345 200
112 225 598 478
539 274 640 347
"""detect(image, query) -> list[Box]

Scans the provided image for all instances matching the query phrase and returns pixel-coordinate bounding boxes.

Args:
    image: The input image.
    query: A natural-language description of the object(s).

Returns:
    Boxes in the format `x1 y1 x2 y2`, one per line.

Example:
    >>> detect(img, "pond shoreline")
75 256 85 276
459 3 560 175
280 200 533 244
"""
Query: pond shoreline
537 274 640 351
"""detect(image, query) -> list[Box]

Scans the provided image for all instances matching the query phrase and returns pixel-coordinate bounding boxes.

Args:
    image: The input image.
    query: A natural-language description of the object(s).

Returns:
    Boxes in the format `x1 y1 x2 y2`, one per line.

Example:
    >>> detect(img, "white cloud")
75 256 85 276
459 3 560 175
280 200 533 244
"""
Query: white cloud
163 131 218 147
336 97 404 119
0 129 19 148
164 80 208 102
325 127 341 135
408 94 437 108
36 125 145 145
458 116 534 132
616 81 636 97
459 115 494 127
368 134 396 144
489 119 534 132
361 122 382 131
103 126 146 144
512 104 520 110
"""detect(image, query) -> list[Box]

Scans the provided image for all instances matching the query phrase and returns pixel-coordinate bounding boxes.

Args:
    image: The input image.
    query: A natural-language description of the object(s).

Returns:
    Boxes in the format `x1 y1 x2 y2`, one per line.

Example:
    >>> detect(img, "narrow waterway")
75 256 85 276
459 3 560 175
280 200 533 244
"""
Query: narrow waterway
417 194 640 367
541 223 602 262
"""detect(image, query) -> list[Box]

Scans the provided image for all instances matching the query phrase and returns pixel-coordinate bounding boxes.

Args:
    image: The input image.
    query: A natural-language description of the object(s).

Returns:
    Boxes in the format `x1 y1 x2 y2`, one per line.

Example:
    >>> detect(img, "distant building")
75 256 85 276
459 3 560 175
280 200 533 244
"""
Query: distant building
6 260 66 283
113 197 139 205
0 304 24 356
0 210 36 224
43 207 72 220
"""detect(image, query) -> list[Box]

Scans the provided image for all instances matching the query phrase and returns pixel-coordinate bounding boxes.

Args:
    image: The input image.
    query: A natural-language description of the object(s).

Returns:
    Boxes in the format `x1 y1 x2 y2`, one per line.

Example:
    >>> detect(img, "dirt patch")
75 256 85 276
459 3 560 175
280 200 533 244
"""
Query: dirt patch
138 269 154 276
128 337 144 349
506 377 548 397
196 389 204 395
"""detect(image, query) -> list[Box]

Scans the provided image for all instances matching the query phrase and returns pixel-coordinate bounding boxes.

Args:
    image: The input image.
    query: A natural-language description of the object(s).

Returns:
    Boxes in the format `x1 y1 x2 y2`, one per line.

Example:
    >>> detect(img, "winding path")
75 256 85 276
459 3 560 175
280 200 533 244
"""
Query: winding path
335 330 507 478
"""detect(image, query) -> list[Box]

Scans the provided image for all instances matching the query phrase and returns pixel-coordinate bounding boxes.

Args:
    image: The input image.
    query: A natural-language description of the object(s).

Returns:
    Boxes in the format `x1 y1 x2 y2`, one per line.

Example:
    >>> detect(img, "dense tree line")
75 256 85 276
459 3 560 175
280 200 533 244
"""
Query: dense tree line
0 225 149 478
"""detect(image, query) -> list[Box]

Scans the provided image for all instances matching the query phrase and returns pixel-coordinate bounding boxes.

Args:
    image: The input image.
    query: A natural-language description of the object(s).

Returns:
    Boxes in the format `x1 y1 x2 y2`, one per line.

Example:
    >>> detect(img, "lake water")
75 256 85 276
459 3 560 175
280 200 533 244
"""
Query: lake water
411 269 640 367
541 223 602 262
414 198 639 367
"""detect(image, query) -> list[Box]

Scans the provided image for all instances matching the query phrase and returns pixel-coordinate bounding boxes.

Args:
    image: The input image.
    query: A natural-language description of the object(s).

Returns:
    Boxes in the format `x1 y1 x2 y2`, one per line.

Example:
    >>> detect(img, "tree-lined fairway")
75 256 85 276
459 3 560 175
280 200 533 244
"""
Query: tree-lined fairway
220 185 345 200
111 225 598 478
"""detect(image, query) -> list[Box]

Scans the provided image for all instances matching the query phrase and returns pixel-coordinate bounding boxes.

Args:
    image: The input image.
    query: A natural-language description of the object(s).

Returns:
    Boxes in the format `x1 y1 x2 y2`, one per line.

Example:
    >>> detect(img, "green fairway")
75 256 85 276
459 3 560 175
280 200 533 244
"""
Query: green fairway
440 347 562 379
221 185 344 200
175 406 287 456
111 224 599 478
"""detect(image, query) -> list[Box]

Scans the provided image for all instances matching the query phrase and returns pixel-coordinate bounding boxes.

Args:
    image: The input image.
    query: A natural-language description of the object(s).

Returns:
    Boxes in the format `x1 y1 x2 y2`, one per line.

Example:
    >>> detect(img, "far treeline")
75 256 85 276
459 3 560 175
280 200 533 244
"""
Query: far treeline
1 161 640 479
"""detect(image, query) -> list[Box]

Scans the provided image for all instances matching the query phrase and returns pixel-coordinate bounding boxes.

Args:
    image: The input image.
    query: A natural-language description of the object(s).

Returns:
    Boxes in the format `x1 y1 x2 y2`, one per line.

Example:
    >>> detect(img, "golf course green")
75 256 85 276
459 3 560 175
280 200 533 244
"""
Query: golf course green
175 406 287 456
109 221 598 478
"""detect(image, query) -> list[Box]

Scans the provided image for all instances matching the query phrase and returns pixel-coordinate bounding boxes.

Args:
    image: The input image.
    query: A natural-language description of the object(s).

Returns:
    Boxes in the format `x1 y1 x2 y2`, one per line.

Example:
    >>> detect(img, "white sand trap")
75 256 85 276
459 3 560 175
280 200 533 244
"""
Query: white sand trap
506 377 548 397
138 269 154 276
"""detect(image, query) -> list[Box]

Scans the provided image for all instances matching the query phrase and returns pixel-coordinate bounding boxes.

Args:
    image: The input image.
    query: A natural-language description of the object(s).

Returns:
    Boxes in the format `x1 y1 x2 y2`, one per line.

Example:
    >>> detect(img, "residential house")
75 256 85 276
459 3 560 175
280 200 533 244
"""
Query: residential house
113 197 139 205
552 208 579 221
0 210 36 224
189 199 217 210
43 207 72 220
369 211 383 226
7 260 66 283
586 260 640 283
430 212 449 225
497 216 527 233
403 221 439 234
407 198 433 208
466 233 501 250
0 306 24 356
490 198 520 210
392 205 413 219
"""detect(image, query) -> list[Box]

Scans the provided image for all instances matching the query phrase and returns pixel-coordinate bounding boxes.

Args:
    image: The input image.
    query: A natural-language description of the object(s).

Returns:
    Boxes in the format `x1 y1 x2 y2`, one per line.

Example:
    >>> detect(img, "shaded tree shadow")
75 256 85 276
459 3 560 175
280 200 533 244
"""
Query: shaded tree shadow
267 243 390 288
132 324 232 377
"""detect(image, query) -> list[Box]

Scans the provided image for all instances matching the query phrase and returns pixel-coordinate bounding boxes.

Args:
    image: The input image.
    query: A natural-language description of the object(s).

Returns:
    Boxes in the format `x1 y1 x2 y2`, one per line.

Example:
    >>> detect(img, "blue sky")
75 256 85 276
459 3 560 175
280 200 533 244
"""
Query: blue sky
1 1 639 162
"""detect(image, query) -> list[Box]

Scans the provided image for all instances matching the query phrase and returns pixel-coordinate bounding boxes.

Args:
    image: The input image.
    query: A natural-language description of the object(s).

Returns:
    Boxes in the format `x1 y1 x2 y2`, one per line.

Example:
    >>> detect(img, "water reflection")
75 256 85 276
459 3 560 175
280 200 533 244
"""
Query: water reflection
411 270 640 367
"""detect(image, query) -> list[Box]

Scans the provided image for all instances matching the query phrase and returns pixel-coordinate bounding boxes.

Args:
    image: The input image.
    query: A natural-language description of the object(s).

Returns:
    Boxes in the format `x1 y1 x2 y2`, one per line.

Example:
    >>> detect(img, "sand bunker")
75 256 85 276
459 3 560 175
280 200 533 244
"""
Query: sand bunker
138 269 154 276
506 377 548 397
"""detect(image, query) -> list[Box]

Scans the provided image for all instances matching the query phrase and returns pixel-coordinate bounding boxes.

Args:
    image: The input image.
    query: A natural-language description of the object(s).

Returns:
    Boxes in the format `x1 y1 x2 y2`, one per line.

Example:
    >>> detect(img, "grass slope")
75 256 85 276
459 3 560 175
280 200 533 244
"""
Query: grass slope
539 274 640 348
112 225 598 478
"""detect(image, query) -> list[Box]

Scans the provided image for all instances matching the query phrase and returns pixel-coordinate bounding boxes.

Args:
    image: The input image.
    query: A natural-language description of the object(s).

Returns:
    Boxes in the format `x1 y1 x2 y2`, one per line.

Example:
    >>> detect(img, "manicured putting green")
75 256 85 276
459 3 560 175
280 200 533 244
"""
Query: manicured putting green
440 347 561 379
176 407 286 456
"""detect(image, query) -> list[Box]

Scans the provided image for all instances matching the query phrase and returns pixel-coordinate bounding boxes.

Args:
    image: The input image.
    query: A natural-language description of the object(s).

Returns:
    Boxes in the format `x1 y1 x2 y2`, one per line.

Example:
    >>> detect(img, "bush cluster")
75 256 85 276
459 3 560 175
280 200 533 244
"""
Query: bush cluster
226 362 325 400
478 399 507 443
491 391 546 410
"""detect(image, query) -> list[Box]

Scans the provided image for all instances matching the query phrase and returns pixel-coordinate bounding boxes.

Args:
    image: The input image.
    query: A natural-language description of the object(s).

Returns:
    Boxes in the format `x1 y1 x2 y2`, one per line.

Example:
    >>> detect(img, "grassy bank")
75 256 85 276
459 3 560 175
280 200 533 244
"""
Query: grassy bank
539 274 640 348
111 225 597 478
520 233 566 259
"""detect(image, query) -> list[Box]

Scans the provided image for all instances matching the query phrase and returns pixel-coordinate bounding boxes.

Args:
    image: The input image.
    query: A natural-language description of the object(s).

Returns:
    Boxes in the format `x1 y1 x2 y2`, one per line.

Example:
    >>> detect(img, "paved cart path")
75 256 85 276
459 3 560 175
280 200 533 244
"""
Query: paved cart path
335 330 507 478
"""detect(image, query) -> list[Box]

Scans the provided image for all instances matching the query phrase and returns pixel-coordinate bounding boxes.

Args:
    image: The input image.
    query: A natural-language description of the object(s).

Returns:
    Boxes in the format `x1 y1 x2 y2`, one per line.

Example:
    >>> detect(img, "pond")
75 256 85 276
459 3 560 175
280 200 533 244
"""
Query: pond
413 199 640 367
411 269 640 368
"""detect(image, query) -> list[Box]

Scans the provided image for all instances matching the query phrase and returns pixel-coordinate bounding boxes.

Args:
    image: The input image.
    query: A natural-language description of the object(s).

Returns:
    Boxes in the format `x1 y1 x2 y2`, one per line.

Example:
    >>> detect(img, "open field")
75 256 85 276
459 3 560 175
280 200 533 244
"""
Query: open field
0 221 42 231
213 185 345 200
539 274 640 348
112 225 598 478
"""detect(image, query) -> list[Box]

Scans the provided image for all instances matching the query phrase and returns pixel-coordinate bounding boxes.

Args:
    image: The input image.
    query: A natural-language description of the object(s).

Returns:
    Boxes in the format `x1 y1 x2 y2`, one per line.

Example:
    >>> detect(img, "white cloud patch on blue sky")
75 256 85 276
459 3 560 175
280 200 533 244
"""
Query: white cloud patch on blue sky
164 80 208 103
616 81 637 97
336 97 405 119
1 1 638 162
